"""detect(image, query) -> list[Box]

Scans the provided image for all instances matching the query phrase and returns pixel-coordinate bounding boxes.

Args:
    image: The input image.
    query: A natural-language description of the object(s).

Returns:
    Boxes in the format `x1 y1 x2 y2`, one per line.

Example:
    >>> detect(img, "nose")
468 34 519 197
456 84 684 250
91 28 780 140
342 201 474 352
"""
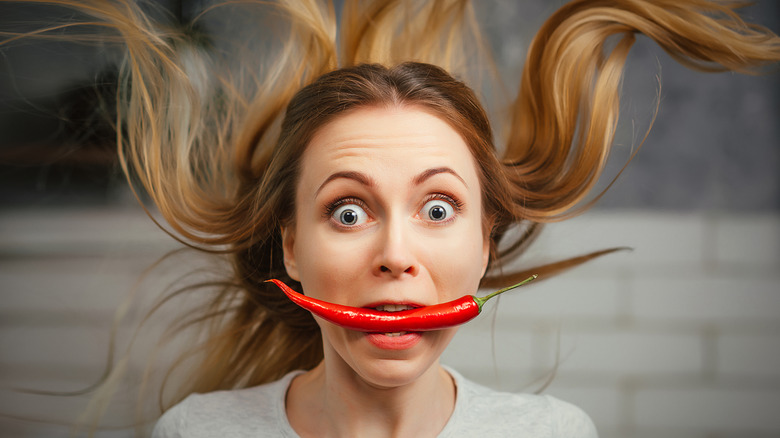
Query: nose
375 218 418 278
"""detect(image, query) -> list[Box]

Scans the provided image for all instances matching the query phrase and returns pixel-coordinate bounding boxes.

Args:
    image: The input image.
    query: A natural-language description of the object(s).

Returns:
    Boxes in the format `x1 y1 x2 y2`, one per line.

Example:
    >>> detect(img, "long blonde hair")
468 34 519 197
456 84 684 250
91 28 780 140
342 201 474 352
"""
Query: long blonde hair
3 0 779 434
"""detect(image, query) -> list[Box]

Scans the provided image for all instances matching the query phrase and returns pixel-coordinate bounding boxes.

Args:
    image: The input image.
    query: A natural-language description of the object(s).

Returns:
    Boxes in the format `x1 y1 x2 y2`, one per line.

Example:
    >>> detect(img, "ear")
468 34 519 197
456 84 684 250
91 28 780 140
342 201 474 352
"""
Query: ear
478 215 495 278
281 225 300 281
480 234 491 278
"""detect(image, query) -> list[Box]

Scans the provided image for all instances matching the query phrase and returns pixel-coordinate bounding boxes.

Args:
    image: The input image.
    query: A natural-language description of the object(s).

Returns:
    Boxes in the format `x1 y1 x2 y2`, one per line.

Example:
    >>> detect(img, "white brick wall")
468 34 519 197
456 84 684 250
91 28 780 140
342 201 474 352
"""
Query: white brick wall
444 211 780 438
1 208 779 437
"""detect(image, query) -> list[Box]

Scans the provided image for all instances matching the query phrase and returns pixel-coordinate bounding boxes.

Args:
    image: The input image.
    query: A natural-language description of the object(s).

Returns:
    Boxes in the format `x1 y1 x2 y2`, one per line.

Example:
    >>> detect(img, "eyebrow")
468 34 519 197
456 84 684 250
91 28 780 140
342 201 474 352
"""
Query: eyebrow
413 167 468 188
315 166 468 197
315 171 375 197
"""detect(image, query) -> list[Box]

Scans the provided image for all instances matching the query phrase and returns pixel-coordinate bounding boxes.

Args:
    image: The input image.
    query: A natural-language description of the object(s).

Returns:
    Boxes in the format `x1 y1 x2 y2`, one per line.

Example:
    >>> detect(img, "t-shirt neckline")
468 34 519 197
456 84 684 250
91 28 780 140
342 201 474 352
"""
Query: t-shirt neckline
274 366 466 437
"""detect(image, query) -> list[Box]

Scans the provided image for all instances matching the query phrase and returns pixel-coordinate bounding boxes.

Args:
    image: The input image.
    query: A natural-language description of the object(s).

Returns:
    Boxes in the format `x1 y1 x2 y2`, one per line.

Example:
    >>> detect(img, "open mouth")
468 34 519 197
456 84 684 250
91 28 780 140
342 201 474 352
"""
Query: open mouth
372 304 417 312
381 331 409 337
369 304 419 336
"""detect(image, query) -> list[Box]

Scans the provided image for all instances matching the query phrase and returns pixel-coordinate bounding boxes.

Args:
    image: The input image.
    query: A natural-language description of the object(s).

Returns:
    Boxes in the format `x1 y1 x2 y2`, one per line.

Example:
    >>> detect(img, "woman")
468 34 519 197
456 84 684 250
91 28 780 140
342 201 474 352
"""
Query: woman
5 0 778 436
151 62 598 437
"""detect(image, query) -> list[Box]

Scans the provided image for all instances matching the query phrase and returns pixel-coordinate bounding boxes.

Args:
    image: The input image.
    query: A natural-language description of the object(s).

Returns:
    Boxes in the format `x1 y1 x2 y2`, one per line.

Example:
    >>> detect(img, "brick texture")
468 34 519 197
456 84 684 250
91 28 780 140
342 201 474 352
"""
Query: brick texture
2 209 779 437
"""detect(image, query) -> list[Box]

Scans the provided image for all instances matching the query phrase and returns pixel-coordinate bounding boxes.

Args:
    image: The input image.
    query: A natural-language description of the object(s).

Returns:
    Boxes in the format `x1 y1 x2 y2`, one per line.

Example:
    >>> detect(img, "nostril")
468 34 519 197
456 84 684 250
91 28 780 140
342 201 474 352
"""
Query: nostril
378 265 415 275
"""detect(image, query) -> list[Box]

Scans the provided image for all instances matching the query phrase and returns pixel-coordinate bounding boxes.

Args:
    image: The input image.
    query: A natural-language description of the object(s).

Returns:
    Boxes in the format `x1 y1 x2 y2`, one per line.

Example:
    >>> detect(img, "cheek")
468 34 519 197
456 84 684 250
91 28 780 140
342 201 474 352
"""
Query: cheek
423 222 488 293
294 228 372 296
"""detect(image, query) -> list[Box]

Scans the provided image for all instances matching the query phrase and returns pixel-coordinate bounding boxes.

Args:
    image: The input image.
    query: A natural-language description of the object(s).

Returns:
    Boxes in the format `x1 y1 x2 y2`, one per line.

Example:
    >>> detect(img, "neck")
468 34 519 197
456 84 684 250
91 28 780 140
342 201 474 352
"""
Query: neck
287 361 456 438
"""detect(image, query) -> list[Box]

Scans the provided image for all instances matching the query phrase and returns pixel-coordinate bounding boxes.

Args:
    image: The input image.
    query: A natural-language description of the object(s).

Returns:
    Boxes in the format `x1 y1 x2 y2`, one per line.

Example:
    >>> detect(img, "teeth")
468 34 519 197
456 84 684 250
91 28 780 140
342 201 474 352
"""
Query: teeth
384 332 408 337
375 304 414 312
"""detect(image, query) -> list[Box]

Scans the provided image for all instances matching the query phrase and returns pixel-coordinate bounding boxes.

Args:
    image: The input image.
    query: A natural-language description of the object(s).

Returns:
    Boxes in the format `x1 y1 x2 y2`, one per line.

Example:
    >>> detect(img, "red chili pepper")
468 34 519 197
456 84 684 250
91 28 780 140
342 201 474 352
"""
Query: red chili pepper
266 275 536 332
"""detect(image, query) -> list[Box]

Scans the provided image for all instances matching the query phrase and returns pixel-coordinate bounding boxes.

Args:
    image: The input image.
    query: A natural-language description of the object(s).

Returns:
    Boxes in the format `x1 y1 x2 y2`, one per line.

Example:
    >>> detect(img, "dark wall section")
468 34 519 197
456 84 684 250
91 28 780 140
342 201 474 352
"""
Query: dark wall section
1 1 778 210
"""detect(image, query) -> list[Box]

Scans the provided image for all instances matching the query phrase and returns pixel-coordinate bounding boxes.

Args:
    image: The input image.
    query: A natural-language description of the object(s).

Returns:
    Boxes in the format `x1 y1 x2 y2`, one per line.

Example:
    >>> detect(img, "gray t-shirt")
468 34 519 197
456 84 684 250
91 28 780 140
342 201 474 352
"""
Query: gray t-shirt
152 367 598 437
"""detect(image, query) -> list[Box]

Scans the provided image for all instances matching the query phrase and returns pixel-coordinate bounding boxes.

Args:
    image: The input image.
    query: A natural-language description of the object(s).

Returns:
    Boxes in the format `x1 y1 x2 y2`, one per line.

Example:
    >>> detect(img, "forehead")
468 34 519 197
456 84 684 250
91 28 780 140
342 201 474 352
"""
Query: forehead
300 105 479 181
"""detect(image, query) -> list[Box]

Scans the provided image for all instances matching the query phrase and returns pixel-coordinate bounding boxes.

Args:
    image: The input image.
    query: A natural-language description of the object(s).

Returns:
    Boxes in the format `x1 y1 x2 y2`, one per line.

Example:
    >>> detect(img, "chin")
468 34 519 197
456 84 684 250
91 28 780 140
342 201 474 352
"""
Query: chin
352 356 441 389
331 328 457 389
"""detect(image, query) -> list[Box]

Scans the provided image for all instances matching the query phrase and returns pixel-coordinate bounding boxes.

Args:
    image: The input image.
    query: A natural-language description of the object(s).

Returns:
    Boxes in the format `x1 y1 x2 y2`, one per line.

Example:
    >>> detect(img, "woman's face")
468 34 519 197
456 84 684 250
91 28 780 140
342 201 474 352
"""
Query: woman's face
282 105 489 388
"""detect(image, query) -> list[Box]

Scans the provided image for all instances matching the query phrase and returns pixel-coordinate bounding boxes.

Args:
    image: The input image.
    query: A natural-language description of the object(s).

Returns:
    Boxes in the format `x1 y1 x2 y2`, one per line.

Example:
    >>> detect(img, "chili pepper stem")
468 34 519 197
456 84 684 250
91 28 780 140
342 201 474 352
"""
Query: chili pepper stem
473 274 538 310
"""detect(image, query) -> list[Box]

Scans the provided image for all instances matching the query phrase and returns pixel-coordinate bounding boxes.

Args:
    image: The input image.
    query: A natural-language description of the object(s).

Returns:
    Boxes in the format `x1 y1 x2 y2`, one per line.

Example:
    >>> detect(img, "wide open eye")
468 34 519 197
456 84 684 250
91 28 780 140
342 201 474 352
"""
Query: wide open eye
420 198 455 222
331 203 368 227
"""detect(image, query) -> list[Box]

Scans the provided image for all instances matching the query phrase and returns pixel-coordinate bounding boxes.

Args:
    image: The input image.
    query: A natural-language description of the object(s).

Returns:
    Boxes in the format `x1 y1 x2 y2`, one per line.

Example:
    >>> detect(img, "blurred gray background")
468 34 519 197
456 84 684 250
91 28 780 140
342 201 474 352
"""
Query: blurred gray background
1 1 779 438
481 1 780 212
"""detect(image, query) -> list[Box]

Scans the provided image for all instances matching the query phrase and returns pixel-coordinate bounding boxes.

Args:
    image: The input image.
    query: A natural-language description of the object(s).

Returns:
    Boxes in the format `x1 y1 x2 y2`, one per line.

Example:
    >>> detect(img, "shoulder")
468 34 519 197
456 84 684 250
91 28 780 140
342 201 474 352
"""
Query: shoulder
541 394 599 438
151 372 301 438
442 369 598 438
